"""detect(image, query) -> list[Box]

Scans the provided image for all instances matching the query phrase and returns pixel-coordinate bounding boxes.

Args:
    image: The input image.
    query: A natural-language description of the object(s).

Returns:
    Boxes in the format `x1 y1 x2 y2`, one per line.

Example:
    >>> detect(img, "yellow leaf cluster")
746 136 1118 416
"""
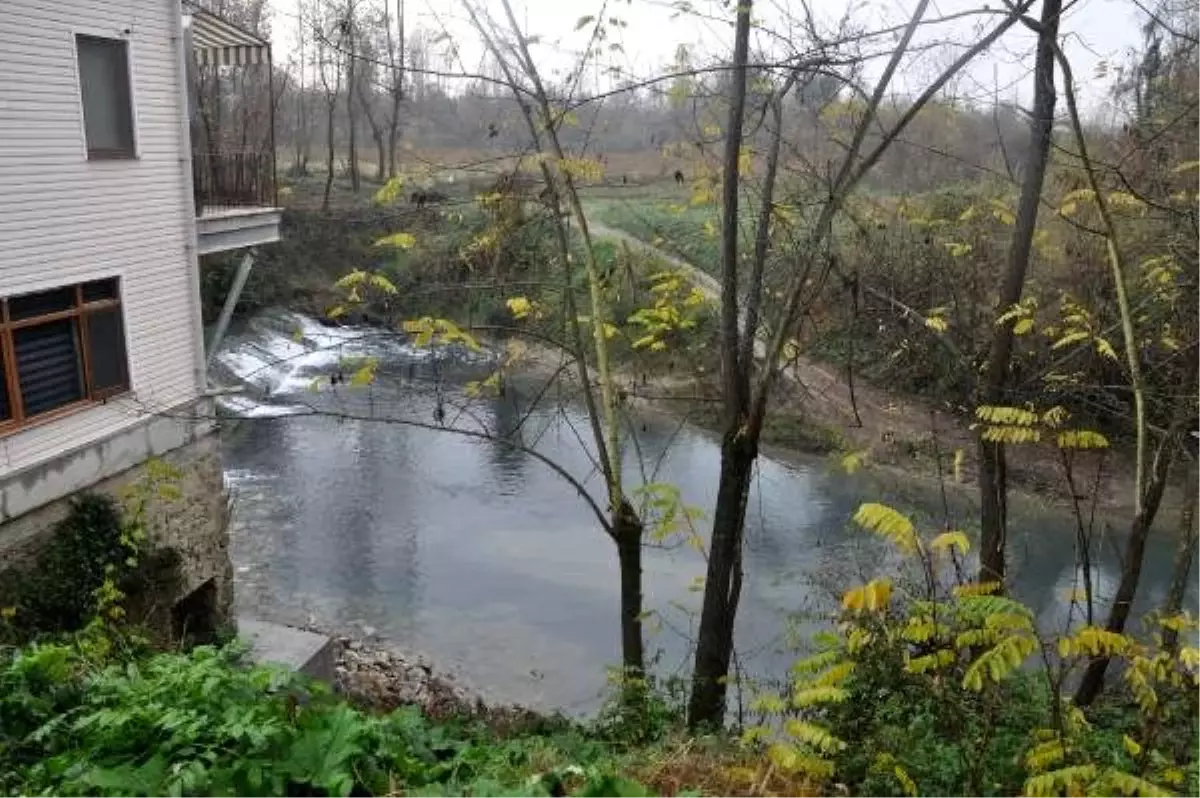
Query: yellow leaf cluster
852 503 920 554
1056 429 1110 449
374 231 417 250
930 530 970 556
842 578 892 613
962 633 1035 690
373 176 405 205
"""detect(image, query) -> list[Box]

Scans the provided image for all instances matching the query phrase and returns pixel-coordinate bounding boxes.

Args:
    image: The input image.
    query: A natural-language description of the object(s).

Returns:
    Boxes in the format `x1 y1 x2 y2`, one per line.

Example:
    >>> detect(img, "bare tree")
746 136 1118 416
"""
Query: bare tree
687 0 1036 728
976 0 1061 587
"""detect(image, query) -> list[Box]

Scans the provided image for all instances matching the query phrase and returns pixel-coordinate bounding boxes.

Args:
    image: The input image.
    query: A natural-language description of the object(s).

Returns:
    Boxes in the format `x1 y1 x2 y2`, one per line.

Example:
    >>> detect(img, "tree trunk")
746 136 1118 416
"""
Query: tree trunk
346 20 360 192
977 0 1060 586
1080 345 1200 700
387 115 400 178
615 502 645 683
323 96 336 211
1074 432 1180 704
374 132 386 182
688 434 756 728
687 0 754 732
1162 461 1198 654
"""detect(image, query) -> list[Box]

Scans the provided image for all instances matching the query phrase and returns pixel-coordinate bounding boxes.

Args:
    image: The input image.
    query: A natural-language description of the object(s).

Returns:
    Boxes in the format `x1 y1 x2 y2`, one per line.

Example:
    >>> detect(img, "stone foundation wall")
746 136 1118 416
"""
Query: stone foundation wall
0 431 233 634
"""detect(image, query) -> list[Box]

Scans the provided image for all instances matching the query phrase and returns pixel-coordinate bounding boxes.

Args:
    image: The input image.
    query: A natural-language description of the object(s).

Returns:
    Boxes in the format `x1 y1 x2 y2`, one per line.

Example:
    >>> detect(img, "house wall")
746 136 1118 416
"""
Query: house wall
0 0 206 479
0 1 227 631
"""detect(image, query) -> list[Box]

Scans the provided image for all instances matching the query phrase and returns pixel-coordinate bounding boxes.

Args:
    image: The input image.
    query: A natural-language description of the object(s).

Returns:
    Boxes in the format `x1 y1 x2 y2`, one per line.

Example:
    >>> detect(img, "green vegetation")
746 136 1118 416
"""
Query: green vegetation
0 641 673 797
590 199 724 277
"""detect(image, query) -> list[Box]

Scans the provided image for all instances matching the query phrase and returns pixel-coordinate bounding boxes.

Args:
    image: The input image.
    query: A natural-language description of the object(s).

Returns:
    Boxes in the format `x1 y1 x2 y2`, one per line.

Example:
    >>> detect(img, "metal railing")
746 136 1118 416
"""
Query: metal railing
192 150 276 214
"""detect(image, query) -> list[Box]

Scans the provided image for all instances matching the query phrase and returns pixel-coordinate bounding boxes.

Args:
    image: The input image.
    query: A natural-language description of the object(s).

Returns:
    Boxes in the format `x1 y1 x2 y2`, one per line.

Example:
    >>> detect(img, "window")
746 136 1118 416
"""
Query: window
76 35 136 159
0 279 129 430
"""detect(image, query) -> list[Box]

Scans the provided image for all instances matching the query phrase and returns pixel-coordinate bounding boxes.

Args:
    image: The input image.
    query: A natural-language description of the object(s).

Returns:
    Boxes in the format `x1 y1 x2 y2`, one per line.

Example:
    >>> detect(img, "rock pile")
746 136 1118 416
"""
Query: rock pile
333 637 483 718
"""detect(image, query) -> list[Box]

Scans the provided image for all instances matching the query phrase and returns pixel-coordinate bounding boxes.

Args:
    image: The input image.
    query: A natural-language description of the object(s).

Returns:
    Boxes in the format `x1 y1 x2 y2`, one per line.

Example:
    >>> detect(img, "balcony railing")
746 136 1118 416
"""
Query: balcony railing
193 150 276 215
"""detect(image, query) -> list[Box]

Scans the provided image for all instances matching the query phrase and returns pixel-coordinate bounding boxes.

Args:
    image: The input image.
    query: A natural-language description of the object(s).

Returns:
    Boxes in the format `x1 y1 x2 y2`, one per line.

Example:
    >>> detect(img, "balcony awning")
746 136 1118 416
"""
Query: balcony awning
185 2 269 66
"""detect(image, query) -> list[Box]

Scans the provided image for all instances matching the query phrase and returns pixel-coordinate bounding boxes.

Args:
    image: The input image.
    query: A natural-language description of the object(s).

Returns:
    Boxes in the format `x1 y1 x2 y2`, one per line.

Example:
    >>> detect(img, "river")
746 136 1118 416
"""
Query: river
215 310 1191 712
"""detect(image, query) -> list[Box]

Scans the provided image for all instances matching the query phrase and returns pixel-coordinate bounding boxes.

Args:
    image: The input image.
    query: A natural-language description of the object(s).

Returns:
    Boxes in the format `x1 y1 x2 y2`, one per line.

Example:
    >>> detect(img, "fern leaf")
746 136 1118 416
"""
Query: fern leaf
1024 765 1097 797
963 633 1035 691
784 719 846 754
1099 769 1173 797
930 531 970 556
852 503 920 554
791 686 848 708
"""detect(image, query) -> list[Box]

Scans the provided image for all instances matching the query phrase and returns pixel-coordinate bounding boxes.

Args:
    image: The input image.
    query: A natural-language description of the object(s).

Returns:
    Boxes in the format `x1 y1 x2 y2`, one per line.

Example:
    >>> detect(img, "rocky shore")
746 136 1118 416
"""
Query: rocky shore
332 636 551 728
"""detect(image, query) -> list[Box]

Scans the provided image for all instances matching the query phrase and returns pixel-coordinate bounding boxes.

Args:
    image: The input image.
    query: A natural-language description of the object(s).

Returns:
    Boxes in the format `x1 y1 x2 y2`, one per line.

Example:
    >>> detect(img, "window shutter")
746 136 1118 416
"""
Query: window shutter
14 320 84 416
86 308 129 395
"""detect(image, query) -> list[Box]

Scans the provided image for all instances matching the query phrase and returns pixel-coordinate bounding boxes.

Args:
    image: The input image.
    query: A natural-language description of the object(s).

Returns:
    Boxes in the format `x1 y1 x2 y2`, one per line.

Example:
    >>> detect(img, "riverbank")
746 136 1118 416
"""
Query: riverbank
510 335 1164 525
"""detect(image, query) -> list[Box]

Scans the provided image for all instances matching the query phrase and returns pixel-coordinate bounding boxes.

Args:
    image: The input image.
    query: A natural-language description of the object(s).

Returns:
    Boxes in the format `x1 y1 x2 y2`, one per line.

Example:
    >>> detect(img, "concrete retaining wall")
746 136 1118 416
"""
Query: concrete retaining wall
0 408 233 635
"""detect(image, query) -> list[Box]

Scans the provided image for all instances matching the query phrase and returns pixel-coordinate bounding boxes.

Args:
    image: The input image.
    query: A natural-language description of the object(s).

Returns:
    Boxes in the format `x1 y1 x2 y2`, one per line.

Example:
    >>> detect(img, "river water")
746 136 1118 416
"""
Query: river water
216 310 1191 712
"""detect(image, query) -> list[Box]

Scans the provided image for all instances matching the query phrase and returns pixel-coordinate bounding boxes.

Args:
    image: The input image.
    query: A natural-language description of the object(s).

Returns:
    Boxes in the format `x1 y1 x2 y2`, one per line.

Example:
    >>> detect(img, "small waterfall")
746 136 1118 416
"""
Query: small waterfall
211 309 493 417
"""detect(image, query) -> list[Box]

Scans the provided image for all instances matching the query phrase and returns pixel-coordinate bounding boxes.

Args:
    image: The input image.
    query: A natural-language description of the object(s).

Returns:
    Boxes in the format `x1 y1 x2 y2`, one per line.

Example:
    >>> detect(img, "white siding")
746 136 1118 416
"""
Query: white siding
0 0 203 478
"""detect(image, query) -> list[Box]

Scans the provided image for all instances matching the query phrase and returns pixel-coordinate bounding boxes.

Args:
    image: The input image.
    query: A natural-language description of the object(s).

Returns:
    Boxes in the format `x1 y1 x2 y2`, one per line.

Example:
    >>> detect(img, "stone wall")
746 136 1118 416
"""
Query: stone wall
0 431 233 636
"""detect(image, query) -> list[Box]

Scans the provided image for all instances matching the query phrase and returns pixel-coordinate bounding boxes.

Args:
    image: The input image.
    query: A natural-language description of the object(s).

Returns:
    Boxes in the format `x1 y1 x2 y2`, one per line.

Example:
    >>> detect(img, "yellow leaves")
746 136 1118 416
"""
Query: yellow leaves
374 231 417 250
1024 738 1066 774
1013 318 1035 336
505 296 534 320
809 660 855 688
842 578 892 613
906 648 956 674
1057 187 1099 216
790 685 848 707
943 242 973 258
958 205 978 222
982 425 1041 444
1058 626 1133 659
738 145 754 175
925 314 949 333
556 155 604 182
930 530 970 556
852 503 920 555
962 632 1036 691
953 581 1001 598
1024 765 1098 797
1172 160 1199 173
1098 771 1171 797
334 269 398 297
349 358 378 387
783 719 846 754
750 692 787 714
1056 429 1110 450
767 743 835 779
902 615 937 643
402 317 481 350
893 764 918 797
840 450 869 475
373 175 405 205
689 183 716 206
702 219 717 238
1122 735 1142 758
990 198 1016 225
1107 191 1146 213
1051 330 1089 350
975 407 1042 443
1042 405 1069 427
1094 337 1119 361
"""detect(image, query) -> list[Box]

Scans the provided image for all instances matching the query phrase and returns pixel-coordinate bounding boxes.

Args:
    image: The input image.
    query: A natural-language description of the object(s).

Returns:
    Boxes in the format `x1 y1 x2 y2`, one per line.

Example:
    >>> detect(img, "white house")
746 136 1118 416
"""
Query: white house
0 0 280 633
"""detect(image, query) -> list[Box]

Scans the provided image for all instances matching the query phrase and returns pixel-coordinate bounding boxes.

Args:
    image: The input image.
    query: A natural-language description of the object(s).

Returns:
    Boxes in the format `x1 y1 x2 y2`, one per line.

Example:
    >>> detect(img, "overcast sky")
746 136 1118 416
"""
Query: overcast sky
266 0 1147 116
